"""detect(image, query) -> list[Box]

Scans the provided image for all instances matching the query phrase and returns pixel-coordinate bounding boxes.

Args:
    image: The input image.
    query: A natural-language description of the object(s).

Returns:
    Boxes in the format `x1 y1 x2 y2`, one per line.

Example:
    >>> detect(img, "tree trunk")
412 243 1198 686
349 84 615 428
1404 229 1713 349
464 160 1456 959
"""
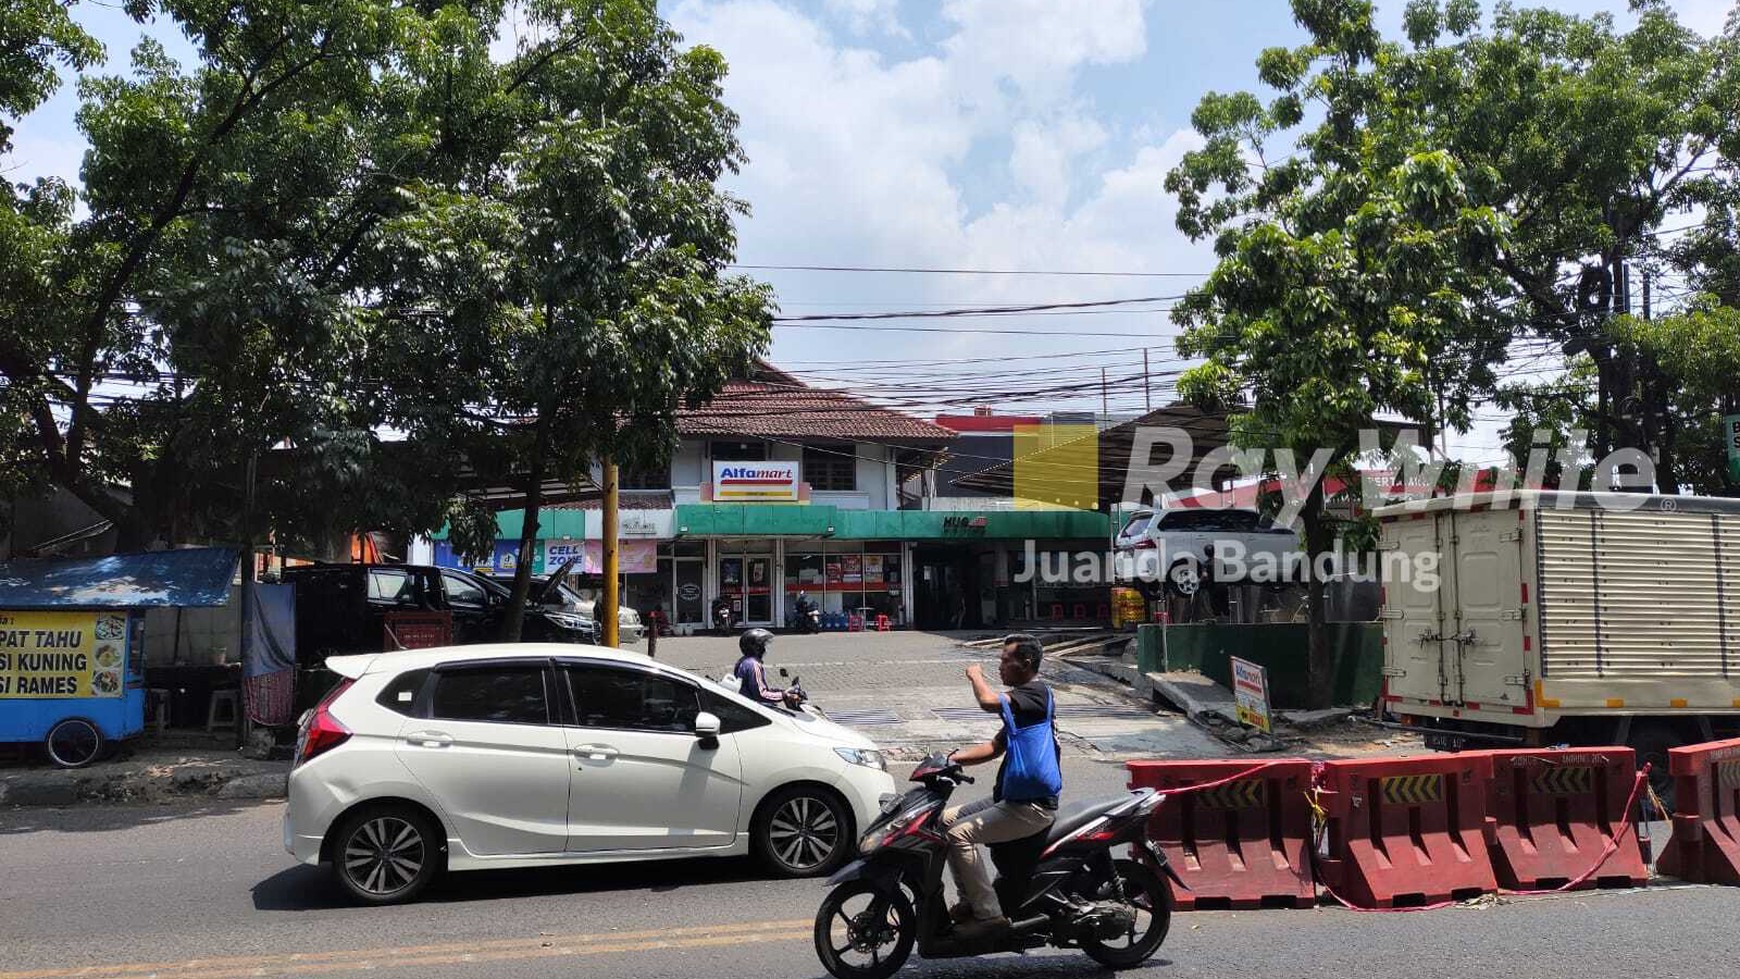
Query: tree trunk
1301 483 1334 710
501 423 547 642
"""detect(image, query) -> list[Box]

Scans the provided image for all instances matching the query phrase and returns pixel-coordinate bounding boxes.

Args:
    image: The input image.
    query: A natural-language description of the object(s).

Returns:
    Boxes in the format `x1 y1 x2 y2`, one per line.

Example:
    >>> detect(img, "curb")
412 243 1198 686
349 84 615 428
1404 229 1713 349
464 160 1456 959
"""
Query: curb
0 762 289 808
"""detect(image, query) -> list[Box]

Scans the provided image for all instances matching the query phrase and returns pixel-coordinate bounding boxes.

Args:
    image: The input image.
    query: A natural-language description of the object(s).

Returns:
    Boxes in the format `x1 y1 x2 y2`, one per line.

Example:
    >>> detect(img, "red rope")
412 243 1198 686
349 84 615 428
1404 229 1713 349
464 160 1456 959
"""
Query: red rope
1145 760 1286 797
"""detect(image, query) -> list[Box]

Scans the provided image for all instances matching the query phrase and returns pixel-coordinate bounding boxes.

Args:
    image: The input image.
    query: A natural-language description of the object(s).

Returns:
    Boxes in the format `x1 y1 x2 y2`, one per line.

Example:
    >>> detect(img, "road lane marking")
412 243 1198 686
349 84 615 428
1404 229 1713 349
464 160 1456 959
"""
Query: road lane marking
0 919 813 979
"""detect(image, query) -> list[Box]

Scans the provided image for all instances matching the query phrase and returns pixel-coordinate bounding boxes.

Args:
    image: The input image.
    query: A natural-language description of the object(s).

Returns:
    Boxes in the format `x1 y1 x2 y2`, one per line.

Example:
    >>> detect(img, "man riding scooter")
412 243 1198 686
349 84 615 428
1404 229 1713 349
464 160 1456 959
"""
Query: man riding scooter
940 633 1062 940
734 628 803 709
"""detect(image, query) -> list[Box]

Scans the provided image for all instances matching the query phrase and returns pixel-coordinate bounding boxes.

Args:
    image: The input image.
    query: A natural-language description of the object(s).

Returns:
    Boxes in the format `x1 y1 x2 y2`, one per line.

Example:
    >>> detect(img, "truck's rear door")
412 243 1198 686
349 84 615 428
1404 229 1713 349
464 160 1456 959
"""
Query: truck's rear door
1448 509 1528 709
1384 513 1451 704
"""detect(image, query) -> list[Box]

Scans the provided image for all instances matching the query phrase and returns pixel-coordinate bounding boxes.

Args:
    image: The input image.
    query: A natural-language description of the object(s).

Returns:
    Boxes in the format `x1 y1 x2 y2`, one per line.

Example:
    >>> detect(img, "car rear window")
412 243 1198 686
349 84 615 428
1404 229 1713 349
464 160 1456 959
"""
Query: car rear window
430 666 549 725
1119 513 1154 536
376 669 431 715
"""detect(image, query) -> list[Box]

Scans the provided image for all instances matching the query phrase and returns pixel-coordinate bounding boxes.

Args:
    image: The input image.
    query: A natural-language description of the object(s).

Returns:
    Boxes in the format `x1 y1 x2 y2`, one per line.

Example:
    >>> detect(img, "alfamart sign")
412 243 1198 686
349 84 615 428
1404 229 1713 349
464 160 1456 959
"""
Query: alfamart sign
713 461 801 502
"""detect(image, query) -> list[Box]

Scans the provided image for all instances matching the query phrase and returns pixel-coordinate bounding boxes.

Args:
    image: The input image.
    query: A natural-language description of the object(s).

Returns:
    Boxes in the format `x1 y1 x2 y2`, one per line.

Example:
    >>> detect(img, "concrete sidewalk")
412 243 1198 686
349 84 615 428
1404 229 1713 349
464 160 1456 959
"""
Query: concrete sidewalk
0 736 288 807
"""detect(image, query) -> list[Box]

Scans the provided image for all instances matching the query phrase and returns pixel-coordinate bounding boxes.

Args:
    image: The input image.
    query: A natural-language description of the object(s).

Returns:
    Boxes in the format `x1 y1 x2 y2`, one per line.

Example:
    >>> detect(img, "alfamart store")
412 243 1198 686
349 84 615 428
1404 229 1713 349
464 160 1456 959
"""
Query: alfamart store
423 503 1109 632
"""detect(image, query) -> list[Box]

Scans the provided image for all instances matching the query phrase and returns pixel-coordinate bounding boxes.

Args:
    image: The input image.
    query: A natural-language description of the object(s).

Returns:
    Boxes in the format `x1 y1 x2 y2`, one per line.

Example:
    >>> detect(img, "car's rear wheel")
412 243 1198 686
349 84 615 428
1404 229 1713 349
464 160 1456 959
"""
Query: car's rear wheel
755 785 851 878
331 805 443 904
1166 558 1201 597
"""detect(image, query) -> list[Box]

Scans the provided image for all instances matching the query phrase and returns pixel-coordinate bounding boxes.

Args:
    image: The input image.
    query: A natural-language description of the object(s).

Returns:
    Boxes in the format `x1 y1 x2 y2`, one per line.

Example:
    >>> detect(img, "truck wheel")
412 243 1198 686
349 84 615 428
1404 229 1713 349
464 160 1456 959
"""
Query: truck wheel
1627 722 1680 812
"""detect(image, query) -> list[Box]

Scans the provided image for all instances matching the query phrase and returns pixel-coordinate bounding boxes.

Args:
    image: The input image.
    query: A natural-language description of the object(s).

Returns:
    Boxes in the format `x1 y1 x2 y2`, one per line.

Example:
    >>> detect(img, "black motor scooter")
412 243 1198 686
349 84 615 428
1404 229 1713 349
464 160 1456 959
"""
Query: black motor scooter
813 753 1178 979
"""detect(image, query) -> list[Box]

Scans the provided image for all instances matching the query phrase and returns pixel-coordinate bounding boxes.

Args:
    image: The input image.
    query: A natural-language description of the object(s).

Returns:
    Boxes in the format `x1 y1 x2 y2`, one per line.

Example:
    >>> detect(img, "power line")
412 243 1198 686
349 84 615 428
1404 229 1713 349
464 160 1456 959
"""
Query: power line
734 264 1207 278
771 294 1182 322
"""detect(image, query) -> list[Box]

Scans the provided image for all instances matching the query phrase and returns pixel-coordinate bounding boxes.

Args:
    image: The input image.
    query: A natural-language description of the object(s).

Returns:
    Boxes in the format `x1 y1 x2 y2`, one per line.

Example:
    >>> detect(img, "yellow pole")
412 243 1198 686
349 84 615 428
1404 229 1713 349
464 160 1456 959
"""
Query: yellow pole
602 457 620 647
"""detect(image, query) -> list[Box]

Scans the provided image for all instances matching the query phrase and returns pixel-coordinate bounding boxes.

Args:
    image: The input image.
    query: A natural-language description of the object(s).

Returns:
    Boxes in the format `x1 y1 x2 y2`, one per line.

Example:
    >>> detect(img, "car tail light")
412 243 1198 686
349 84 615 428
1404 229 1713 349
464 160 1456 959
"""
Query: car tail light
296 678 354 766
1131 539 1158 549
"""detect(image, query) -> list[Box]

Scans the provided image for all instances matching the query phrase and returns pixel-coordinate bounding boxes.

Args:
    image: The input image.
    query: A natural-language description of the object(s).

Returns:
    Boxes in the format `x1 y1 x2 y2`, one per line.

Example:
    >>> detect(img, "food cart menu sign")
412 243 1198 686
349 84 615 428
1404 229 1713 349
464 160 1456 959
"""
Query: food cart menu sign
0 610 128 698
1726 414 1740 481
1229 655 1272 733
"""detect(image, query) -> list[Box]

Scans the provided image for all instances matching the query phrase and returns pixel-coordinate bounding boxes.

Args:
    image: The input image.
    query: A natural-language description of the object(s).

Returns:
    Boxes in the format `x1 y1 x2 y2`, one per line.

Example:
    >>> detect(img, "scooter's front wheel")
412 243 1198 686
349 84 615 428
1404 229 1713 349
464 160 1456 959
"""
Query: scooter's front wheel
814 880 915 979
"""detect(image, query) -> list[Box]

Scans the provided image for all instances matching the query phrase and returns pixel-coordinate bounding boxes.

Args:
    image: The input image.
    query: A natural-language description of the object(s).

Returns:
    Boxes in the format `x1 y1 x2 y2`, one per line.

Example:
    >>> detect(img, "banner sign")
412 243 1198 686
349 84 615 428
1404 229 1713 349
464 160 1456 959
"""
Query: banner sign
713 461 801 502
1726 414 1740 482
0 610 128 699
1229 655 1272 734
543 539 659 575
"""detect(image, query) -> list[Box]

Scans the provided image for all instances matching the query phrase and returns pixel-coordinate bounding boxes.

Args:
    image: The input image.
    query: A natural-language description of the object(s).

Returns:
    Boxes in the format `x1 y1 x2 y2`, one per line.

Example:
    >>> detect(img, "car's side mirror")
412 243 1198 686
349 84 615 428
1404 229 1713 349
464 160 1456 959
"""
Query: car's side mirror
694 712 721 738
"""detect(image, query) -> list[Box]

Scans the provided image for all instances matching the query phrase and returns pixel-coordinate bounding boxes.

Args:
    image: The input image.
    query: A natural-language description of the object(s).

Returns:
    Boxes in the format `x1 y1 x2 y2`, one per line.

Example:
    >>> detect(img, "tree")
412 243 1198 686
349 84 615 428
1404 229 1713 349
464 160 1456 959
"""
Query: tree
3 1 449 550
367 0 773 637
2 0 770 596
1167 0 1514 708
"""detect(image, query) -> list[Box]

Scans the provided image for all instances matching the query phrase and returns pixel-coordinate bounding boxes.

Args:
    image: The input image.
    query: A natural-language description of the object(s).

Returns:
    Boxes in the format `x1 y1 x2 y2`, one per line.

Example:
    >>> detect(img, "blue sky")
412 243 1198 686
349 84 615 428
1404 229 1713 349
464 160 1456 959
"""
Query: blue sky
9 1 1735 460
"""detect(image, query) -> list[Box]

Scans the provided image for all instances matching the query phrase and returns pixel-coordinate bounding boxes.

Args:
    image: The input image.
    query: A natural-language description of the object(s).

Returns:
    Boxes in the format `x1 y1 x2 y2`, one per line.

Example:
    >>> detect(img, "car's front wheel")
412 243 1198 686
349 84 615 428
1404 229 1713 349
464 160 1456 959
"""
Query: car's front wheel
755 785 851 878
330 804 444 904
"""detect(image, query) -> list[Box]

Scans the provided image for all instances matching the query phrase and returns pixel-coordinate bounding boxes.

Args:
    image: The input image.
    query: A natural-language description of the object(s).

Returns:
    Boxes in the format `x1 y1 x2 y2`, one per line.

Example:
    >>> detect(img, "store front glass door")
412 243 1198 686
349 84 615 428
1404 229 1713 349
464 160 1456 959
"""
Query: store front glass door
719 548 775 625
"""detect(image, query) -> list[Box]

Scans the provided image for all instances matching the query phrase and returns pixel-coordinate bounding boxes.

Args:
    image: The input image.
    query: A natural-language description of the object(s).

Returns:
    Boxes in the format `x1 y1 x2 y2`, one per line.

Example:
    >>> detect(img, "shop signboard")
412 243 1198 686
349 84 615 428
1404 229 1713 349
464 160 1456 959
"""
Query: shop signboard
1229 656 1272 734
713 461 801 502
544 539 659 575
0 610 128 699
1726 414 1740 482
841 554 863 584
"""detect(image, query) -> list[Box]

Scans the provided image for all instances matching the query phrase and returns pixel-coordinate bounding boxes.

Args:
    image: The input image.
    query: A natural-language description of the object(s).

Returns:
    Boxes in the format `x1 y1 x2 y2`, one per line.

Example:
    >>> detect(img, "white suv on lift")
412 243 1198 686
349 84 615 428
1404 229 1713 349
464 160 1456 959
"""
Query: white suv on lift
284 644 894 904
1113 505 1304 596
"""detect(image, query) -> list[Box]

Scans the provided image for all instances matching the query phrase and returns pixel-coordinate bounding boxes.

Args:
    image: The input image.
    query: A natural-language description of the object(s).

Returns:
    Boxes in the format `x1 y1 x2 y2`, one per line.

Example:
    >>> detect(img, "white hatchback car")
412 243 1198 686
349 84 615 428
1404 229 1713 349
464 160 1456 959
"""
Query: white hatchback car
284 643 895 904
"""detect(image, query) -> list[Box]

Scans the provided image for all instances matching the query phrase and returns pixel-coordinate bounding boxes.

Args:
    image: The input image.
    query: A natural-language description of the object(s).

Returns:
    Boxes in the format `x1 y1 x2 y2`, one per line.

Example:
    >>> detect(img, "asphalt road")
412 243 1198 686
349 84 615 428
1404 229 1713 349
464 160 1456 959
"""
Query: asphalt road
2 632 1723 979
2 774 1730 979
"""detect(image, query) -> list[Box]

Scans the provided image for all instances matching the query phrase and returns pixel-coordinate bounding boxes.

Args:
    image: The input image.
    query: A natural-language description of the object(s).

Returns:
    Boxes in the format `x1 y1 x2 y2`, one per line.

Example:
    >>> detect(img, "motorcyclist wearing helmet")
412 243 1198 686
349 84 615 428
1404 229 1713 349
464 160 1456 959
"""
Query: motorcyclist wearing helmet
735 628 801 708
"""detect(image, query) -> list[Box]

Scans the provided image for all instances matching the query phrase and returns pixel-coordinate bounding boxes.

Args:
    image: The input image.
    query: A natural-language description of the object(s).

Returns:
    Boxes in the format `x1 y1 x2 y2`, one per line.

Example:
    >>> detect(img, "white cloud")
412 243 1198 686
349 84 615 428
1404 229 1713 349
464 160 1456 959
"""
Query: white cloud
1009 114 1108 207
824 0 906 37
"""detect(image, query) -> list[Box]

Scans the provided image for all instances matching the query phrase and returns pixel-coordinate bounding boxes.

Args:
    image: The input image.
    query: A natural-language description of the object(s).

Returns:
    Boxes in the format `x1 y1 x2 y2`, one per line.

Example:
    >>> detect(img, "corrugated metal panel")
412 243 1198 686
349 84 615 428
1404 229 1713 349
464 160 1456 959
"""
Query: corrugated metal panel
1537 508 1740 679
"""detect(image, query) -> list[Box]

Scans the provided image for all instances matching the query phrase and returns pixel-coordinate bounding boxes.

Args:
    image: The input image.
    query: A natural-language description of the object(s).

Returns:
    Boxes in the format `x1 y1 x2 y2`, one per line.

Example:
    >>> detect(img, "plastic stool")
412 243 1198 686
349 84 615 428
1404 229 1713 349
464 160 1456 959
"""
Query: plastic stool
1050 603 1065 620
147 688 171 732
206 688 240 732
1072 603 1087 619
875 614 891 632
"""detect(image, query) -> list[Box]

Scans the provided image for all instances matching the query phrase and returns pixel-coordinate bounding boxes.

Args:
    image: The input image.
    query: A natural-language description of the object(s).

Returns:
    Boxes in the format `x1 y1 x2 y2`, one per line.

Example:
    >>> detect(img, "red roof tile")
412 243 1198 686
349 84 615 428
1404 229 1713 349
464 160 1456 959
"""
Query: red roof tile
676 363 955 443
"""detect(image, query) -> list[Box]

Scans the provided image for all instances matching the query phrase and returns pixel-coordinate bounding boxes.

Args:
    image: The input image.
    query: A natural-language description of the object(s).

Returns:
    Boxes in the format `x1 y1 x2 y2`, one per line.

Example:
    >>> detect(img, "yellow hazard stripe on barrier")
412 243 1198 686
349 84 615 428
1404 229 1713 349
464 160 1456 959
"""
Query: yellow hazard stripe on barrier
1530 766 1594 795
1381 773 1443 805
1195 779 1266 809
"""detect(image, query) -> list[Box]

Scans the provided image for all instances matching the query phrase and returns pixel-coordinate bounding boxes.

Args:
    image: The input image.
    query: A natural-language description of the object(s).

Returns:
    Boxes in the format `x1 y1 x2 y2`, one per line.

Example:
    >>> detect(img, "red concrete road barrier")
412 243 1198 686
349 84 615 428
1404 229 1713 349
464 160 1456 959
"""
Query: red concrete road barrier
1313 753 1496 909
1126 759 1316 910
1481 748 1649 891
1657 736 1740 885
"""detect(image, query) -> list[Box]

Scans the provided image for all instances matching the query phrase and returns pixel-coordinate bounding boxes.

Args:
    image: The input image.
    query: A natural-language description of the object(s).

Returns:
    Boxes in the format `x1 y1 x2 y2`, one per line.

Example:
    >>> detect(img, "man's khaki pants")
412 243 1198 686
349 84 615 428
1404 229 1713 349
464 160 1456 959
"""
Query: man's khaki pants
941 797 1055 920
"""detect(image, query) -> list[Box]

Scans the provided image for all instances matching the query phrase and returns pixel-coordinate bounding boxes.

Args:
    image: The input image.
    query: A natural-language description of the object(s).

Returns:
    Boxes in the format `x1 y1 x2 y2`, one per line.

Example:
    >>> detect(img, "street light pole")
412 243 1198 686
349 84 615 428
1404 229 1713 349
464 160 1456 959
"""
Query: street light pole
602 457 620 647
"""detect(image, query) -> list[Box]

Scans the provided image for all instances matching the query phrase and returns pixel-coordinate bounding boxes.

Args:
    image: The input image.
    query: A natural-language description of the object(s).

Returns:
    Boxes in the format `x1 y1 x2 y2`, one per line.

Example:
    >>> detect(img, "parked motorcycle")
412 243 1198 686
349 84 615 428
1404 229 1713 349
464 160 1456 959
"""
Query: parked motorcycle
789 592 823 634
712 597 736 634
813 753 1175 979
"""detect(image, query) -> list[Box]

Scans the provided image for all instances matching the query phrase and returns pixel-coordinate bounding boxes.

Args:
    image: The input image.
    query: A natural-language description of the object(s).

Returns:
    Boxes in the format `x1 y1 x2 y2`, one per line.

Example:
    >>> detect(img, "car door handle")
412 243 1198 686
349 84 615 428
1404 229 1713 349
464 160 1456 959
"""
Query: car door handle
405 731 453 748
573 744 619 762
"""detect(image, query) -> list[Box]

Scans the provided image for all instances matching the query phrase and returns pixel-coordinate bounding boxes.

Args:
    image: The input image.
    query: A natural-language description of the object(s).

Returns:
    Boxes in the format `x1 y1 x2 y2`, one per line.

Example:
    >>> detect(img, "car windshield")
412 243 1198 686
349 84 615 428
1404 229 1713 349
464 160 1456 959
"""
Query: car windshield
1119 512 1154 536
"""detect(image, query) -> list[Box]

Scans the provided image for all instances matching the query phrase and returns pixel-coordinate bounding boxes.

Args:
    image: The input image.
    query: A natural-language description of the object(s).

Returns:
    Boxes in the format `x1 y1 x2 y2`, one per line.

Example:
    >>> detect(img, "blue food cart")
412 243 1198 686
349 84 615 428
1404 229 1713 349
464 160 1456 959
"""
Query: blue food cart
0 548 238 767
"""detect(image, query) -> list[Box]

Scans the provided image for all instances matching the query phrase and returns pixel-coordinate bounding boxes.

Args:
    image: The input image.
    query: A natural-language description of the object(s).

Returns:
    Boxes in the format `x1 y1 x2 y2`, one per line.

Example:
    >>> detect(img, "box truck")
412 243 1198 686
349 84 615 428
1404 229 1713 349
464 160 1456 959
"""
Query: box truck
1376 490 1740 781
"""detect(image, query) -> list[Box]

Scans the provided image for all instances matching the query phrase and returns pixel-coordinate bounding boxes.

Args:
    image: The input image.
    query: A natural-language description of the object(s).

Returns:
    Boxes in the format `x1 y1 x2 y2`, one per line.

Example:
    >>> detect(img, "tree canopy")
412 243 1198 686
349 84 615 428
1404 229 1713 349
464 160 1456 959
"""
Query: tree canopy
0 0 771 588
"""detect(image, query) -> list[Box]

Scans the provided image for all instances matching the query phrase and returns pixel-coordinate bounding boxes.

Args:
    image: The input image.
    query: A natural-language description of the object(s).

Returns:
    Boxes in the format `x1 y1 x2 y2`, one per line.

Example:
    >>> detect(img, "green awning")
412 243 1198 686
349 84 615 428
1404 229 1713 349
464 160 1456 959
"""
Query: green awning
428 509 588 541
673 505 1108 541
885 510 1109 540
674 504 839 538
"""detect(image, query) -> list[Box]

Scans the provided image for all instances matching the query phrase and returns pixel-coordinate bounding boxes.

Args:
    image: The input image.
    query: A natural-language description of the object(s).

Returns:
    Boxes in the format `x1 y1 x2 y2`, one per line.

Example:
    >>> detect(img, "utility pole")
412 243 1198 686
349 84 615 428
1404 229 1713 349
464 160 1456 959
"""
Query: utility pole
1100 367 1109 422
601 457 620 647
1142 349 1151 412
